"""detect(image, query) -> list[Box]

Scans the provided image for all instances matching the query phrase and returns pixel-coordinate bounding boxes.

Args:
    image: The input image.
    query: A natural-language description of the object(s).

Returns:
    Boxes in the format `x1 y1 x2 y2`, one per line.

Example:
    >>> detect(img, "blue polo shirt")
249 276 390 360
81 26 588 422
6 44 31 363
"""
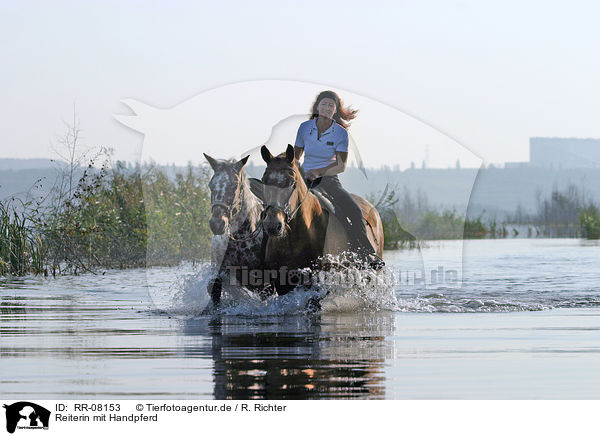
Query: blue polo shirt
294 118 349 171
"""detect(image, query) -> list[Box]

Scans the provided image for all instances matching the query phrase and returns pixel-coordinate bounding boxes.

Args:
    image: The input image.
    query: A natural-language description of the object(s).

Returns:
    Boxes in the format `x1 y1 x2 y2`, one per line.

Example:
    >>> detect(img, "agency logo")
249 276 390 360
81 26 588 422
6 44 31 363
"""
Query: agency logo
3 402 50 434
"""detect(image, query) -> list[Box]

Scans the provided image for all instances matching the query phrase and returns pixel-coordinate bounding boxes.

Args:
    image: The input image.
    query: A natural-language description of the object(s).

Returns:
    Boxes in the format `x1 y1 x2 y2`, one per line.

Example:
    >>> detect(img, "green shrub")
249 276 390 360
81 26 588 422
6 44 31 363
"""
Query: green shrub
42 162 212 272
142 163 212 265
416 210 464 240
579 205 600 239
0 161 213 277
464 216 488 239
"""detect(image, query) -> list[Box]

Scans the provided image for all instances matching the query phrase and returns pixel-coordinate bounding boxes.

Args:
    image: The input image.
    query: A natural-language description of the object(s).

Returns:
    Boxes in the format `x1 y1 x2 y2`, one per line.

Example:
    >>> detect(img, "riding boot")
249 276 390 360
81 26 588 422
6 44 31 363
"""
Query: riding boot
351 241 385 270
316 175 385 270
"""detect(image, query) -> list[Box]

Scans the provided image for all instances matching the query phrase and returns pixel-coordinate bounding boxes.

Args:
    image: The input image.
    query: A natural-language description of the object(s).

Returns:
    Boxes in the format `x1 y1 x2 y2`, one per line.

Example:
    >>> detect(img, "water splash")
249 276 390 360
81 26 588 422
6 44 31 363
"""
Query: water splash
149 254 399 316
142 241 600 315
394 294 550 313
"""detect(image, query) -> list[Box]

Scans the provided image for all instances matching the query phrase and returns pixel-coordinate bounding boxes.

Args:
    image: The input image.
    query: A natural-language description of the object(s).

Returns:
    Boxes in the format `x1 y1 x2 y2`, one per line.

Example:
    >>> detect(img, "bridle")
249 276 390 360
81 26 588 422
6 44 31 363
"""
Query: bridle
210 175 262 242
210 201 235 219
262 177 314 224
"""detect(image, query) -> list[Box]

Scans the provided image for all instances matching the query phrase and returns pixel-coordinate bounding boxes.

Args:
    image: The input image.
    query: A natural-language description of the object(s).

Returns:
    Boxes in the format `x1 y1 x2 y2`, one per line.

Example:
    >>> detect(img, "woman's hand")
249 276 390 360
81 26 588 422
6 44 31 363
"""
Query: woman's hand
305 169 321 181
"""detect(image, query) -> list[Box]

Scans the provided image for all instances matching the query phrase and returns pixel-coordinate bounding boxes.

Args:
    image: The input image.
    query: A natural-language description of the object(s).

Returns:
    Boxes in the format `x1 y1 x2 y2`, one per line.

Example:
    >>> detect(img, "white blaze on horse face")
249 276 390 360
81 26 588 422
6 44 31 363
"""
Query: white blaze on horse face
264 171 287 186
210 171 230 204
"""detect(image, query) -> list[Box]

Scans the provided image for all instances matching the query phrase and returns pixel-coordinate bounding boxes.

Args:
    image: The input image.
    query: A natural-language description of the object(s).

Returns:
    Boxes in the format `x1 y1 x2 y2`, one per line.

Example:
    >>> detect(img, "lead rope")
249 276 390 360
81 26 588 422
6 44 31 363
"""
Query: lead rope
226 219 263 242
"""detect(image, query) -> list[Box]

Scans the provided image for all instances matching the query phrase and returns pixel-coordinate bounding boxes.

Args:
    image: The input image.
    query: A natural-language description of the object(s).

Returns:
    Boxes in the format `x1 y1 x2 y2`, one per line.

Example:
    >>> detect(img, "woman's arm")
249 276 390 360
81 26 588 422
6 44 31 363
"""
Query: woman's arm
306 151 348 179
294 146 304 161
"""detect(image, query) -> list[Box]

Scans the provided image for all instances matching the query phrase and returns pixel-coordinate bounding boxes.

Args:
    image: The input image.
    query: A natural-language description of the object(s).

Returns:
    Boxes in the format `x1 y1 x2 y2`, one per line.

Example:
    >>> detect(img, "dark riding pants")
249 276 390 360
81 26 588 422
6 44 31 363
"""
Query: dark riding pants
308 175 375 256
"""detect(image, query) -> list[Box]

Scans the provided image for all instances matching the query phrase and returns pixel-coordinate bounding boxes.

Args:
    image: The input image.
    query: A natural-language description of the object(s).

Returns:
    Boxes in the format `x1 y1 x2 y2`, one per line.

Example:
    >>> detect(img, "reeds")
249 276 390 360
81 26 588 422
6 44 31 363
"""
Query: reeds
1 162 212 277
0 199 45 275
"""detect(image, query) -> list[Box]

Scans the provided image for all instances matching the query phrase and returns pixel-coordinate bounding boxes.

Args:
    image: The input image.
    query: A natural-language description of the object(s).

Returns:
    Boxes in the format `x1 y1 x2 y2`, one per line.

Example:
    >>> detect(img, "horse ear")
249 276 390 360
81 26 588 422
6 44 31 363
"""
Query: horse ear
234 155 249 173
286 144 294 163
204 153 219 170
261 146 273 164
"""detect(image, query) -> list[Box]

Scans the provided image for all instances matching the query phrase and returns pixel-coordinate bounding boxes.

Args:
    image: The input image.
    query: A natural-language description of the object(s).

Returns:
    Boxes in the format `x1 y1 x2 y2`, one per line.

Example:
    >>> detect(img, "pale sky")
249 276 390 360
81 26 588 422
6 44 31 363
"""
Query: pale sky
1 0 598 168
114 81 483 170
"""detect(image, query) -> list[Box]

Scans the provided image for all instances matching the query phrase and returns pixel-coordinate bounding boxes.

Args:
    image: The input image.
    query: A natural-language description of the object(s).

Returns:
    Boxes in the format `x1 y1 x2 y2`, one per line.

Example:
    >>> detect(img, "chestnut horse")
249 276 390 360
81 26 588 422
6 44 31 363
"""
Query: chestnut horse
260 145 384 295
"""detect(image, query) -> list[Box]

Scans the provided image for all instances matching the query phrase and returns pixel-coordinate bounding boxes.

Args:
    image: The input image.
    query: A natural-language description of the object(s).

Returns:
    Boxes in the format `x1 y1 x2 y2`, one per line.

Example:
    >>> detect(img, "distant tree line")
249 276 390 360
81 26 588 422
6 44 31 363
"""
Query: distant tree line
369 185 487 249
372 184 600 248
504 184 600 238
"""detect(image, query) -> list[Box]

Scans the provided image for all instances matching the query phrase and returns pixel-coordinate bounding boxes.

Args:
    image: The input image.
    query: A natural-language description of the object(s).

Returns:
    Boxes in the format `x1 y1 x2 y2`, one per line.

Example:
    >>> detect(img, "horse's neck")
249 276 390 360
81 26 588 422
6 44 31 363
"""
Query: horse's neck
266 189 327 267
289 185 325 235
296 183 322 222
229 177 262 234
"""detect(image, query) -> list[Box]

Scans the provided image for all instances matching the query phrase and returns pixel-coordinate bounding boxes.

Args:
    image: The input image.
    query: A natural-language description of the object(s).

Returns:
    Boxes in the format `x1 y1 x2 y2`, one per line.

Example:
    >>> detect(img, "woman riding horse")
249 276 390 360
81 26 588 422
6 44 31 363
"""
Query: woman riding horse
294 90 384 269
260 144 384 296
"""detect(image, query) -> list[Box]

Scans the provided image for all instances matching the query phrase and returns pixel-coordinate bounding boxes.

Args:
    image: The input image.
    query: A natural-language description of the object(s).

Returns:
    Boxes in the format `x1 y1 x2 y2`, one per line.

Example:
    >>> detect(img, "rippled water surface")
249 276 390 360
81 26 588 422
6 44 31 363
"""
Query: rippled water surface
1 239 599 399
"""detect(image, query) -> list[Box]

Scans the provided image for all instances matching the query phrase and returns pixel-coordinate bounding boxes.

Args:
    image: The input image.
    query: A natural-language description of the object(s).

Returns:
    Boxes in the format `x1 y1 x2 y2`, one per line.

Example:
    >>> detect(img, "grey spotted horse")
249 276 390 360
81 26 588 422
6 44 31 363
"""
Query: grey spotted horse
204 154 265 306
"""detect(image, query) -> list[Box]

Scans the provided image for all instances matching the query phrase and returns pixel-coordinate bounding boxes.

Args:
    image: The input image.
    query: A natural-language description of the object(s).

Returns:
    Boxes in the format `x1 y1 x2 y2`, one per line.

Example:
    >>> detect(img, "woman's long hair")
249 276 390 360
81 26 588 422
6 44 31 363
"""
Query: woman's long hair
310 90 358 129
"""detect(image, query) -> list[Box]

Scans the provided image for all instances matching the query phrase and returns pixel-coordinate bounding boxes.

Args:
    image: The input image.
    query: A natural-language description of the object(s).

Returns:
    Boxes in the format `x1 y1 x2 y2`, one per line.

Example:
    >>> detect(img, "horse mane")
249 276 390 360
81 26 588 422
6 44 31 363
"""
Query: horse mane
290 160 322 225
237 166 262 230
214 158 262 232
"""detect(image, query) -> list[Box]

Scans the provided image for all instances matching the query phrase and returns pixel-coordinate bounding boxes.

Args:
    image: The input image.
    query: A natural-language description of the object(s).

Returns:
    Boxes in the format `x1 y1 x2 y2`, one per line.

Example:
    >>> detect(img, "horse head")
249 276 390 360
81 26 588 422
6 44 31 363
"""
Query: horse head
260 144 308 237
204 154 249 235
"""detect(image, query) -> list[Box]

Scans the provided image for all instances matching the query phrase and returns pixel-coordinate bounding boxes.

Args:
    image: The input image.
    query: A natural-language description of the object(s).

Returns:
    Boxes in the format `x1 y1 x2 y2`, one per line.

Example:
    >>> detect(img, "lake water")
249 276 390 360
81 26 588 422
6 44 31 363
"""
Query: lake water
1 239 599 399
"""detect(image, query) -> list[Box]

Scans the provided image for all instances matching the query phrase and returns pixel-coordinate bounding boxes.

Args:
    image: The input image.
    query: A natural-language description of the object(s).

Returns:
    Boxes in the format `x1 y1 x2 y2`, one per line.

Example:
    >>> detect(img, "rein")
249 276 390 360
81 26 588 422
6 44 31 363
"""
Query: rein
226 222 263 242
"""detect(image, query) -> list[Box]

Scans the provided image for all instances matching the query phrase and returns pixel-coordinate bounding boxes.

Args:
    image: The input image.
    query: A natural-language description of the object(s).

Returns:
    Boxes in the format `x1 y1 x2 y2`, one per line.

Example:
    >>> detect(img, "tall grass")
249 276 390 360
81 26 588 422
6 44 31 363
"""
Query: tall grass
1 161 212 276
40 162 146 273
1 113 210 276
0 199 45 275
142 162 212 265
39 161 212 274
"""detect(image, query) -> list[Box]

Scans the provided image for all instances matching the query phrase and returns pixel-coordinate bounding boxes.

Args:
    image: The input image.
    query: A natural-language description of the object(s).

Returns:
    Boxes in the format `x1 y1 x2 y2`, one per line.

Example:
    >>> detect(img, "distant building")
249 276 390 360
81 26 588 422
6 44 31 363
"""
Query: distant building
530 137 600 169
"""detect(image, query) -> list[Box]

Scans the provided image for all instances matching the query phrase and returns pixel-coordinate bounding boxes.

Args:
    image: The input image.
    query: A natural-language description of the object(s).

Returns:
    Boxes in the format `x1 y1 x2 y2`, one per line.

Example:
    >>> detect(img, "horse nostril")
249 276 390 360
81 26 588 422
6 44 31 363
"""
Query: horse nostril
209 217 227 235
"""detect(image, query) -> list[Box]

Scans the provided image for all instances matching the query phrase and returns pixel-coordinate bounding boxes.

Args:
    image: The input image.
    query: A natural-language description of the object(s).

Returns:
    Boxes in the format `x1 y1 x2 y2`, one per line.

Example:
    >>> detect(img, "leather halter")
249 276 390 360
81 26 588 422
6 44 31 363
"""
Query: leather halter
263 179 313 223
211 201 234 217
210 180 262 242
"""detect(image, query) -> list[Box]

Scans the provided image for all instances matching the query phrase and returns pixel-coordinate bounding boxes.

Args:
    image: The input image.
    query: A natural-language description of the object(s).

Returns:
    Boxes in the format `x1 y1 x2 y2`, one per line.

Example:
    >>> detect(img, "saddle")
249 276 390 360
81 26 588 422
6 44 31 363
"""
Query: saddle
249 178 336 215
